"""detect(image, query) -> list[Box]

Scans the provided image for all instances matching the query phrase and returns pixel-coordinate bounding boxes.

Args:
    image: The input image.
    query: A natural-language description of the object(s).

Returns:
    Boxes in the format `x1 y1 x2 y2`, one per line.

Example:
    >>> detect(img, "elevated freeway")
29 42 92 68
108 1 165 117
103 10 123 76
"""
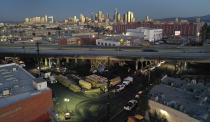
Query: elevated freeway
0 43 210 62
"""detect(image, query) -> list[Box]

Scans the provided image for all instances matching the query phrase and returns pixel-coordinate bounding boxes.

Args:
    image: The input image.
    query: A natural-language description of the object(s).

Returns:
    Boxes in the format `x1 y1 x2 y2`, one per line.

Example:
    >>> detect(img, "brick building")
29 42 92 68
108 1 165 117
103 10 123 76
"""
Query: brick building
0 63 53 122
113 22 201 37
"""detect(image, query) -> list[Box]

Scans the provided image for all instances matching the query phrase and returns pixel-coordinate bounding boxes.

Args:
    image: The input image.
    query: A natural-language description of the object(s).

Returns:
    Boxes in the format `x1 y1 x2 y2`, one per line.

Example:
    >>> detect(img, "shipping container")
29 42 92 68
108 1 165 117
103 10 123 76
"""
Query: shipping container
110 76 121 87
79 80 92 89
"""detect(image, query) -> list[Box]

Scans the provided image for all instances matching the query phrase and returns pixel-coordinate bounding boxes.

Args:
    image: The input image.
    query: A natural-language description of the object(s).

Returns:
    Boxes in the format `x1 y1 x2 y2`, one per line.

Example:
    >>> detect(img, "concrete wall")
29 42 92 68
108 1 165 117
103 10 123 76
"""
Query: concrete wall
0 90 53 122
148 100 200 122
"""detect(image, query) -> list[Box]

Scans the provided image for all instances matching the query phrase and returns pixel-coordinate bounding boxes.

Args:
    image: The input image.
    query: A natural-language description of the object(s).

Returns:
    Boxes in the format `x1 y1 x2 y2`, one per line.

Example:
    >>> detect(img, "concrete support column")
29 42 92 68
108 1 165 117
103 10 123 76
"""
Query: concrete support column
141 61 144 69
66 57 70 63
40 58 43 65
136 60 139 71
146 61 150 66
45 58 48 66
49 58 51 68
75 58 78 64
56 58 60 65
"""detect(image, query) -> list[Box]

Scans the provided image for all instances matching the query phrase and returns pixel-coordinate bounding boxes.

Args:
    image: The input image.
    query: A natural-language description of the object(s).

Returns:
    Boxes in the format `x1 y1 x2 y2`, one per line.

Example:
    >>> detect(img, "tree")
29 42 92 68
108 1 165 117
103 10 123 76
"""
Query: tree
200 23 208 43
136 95 150 115
149 111 168 122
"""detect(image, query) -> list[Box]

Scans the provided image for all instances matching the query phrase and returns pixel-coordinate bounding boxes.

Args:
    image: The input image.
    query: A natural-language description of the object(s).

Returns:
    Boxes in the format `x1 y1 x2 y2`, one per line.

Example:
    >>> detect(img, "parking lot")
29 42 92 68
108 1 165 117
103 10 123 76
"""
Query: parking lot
49 66 163 122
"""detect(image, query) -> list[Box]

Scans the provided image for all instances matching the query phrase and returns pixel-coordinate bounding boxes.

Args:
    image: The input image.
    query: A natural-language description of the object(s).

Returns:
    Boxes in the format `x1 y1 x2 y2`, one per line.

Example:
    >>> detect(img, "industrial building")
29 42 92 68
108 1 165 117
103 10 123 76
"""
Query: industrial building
126 27 163 42
113 22 201 37
95 36 140 47
148 76 210 122
0 63 53 122
96 37 121 47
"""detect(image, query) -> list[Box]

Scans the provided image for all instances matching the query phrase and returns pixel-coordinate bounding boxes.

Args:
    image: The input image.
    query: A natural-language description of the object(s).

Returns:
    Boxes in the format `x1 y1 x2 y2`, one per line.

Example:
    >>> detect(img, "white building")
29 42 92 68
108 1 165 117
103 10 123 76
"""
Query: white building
96 38 121 47
126 27 163 42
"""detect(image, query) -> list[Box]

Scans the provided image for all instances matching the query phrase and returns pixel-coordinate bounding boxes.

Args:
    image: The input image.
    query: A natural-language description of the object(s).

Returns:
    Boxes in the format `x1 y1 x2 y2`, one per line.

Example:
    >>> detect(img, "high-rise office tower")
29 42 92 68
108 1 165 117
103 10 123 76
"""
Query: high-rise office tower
80 14 85 24
145 16 152 22
74 16 77 23
98 11 103 22
45 15 48 23
41 17 45 24
175 18 179 23
105 13 110 23
68 17 72 22
114 8 118 23
65 20 68 24
91 12 94 21
130 12 134 22
48 16 54 24
195 18 201 23
95 14 98 21
25 18 29 23
117 13 121 23
124 13 128 23
35 17 41 23
128 11 131 23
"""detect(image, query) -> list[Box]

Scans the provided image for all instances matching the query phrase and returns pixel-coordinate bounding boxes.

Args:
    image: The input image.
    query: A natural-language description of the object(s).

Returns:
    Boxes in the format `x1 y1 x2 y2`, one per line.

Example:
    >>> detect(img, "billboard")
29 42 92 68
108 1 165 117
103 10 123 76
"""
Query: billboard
175 31 181 36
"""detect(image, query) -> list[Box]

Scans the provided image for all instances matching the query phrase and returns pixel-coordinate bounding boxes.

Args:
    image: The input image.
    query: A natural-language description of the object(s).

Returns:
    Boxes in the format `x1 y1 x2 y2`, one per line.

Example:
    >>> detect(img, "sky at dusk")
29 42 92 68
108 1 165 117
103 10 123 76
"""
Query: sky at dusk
0 0 210 21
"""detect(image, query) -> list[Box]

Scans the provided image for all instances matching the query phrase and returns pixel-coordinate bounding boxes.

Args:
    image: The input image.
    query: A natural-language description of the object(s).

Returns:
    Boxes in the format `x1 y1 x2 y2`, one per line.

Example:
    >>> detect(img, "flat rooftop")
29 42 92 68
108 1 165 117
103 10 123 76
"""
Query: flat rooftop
0 63 50 108
149 77 210 122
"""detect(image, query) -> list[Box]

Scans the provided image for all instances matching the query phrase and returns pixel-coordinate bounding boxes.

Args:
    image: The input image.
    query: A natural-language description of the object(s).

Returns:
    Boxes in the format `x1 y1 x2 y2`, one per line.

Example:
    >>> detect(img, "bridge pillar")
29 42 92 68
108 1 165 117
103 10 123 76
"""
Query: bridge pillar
136 60 139 71
66 57 70 63
146 61 150 66
75 58 78 64
49 58 52 68
184 61 187 70
141 61 144 69
45 58 48 66
56 58 60 65
40 58 43 65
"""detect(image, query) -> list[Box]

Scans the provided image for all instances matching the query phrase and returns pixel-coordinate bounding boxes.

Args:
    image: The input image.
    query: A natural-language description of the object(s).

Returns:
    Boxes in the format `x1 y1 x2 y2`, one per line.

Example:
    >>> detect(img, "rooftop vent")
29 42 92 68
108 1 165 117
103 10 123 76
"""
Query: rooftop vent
2 88 11 96
12 67 17 72
33 78 47 90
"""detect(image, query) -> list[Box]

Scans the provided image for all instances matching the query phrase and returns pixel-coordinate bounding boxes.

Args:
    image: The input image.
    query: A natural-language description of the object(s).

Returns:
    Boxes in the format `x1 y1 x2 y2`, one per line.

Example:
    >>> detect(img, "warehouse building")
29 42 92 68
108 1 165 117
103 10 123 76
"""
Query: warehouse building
0 63 53 122
148 76 210 122
126 27 162 42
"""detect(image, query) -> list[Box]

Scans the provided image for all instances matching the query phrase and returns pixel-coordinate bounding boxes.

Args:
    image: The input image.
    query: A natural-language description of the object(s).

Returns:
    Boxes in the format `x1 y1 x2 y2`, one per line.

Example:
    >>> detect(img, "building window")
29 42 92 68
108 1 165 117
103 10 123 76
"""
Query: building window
101 43 103 46
98 42 100 45
113 44 116 46
105 43 107 46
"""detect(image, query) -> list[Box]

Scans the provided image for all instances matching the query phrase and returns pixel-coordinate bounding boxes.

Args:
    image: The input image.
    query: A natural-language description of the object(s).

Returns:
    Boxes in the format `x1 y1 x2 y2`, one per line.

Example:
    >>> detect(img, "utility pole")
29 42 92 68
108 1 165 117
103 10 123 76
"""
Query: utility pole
106 56 110 122
36 41 41 77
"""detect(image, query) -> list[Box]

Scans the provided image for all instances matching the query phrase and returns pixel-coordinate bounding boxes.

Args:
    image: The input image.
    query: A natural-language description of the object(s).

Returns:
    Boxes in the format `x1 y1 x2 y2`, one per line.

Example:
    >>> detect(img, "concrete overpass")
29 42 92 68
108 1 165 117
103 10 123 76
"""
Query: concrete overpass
0 44 210 62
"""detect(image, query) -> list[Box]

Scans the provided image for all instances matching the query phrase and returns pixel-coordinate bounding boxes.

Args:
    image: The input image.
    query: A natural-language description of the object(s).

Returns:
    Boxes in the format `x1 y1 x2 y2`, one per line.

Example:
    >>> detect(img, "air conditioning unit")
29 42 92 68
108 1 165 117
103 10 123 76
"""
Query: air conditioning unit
13 68 17 72
33 78 47 90
2 88 10 96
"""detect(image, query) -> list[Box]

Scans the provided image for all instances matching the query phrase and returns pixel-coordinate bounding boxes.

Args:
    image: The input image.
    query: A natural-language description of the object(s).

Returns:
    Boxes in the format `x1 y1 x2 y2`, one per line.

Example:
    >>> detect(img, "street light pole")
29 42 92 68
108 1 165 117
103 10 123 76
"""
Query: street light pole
64 98 70 112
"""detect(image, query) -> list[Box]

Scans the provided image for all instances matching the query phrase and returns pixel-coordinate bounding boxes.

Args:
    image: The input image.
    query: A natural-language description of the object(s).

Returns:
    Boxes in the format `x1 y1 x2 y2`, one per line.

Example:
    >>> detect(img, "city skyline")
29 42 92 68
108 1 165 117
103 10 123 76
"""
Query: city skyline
0 0 210 22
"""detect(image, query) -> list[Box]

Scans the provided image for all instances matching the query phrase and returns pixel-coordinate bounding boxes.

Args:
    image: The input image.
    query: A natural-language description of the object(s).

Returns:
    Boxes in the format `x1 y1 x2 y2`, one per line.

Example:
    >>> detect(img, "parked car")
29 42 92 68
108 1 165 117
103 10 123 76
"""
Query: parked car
122 76 134 86
65 113 71 120
135 90 143 99
124 76 133 82
155 63 161 67
124 100 138 111
122 80 132 86
116 84 126 92
122 80 131 86
148 66 156 71
160 60 165 64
